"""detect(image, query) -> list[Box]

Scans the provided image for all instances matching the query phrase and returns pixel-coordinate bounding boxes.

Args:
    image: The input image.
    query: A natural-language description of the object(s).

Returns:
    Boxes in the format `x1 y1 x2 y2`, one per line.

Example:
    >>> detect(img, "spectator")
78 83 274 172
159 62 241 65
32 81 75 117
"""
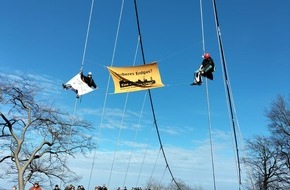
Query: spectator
77 185 85 190
29 182 42 190
53 185 61 190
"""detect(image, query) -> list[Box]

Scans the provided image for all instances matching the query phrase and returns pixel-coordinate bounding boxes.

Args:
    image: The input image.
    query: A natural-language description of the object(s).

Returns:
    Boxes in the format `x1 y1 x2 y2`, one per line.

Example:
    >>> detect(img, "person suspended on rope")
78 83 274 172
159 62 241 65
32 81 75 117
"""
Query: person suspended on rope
80 71 97 89
62 70 97 98
191 52 215 85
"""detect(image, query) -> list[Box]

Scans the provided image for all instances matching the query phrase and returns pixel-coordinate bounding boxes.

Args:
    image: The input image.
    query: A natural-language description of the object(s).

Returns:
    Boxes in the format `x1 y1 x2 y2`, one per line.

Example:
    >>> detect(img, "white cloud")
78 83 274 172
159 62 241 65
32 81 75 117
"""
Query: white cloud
0 72 247 190
67 130 245 190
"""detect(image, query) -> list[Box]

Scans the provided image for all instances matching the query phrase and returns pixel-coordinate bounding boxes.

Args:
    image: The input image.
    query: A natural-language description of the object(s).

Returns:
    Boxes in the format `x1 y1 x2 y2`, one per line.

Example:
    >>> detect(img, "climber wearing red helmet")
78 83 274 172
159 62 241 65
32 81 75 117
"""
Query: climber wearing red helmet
191 52 215 85
202 53 211 59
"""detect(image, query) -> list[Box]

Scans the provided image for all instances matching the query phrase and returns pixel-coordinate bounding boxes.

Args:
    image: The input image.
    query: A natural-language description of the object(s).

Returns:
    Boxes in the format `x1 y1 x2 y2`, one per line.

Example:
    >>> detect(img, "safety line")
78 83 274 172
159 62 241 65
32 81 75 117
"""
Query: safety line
135 119 155 187
156 42 202 63
205 79 217 190
108 25 142 188
199 0 217 189
80 0 95 72
211 0 242 188
108 92 129 186
121 40 148 187
199 0 205 53
149 148 162 183
158 166 168 186
110 0 125 68
87 0 125 189
133 0 182 189
122 90 146 186
60 97 79 188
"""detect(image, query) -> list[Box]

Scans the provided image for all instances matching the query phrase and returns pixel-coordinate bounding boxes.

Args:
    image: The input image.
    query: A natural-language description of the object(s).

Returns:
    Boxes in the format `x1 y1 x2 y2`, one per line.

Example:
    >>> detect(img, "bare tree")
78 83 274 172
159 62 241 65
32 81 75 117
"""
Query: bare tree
245 136 282 190
0 75 96 190
265 95 290 187
143 178 202 190
144 178 166 190
244 95 290 190
167 179 202 190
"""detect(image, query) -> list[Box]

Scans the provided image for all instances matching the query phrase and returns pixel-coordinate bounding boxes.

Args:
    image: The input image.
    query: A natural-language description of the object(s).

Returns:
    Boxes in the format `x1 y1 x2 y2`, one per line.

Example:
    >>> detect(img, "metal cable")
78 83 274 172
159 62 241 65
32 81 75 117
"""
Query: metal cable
211 0 242 188
199 0 217 189
133 0 182 189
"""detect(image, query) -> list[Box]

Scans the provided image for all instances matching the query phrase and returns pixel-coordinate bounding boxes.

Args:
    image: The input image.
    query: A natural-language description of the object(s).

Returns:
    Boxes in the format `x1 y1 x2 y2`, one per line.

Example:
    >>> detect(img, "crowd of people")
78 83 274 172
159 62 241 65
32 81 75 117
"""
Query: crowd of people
11 182 147 190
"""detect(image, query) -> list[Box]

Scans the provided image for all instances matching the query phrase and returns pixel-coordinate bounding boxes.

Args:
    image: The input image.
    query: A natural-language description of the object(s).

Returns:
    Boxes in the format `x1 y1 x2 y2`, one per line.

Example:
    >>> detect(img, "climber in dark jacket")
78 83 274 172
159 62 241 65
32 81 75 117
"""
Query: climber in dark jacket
191 53 215 85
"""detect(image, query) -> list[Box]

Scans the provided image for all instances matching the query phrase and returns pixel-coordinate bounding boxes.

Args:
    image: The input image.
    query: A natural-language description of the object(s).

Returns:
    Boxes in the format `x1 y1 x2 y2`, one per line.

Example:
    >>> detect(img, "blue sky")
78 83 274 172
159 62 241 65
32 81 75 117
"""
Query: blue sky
0 0 289 190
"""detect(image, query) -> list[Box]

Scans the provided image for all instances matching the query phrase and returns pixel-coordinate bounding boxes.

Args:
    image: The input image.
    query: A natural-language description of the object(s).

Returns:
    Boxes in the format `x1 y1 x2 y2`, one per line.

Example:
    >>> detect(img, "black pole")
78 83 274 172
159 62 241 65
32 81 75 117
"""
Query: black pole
211 0 241 188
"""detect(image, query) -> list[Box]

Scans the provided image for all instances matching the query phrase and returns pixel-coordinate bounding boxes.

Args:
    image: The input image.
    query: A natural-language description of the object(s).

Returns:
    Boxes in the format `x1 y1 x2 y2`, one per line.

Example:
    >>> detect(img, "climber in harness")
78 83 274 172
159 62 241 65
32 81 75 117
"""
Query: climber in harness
80 71 97 88
191 53 215 86
62 71 97 98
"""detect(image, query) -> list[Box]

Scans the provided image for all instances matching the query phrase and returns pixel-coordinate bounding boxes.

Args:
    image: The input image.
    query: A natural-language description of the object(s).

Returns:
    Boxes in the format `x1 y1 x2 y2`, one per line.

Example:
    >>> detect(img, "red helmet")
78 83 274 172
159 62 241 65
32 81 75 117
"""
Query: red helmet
203 53 210 59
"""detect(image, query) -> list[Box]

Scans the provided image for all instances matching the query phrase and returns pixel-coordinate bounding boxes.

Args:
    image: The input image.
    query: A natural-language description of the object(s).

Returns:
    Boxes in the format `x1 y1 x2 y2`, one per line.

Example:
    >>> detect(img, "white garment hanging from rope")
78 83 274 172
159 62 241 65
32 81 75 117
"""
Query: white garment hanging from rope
65 73 94 96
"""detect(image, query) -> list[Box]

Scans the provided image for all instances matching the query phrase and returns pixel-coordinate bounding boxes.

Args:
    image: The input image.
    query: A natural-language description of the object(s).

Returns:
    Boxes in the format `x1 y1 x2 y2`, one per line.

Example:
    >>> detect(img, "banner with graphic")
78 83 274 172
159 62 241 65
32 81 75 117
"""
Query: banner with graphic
107 62 164 93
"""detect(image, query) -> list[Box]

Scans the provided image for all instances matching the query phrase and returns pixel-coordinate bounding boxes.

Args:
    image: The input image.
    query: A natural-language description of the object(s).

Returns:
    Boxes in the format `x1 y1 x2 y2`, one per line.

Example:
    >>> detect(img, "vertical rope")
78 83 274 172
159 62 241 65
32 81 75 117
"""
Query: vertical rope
199 0 206 53
80 0 95 72
121 38 144 187
199 0 217 189
205 80 217 190
158 166 168 187
87 0 125 189
110 0 125 67
133 0 181 189
211 0 242 188
107 92 129 186
108 24 142 188
122 89 145 187
149 148 162 182
60 97 78 188
62 2 95 186
135 117 154 186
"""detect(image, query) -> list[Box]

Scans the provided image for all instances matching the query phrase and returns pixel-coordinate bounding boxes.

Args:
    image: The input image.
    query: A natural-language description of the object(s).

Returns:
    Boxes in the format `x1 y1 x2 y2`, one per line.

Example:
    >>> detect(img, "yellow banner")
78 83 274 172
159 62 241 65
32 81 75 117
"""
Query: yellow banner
107 62 164 93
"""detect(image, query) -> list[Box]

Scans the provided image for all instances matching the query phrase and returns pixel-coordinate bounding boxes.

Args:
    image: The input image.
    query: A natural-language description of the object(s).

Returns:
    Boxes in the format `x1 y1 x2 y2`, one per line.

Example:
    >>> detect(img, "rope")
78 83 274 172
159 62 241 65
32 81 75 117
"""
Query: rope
158 166 168 187
80 0 95 72
108 24 142 187
110 0 125 68
230 82 252 189
108 92 129 186
156 42 202 63
199 0 205 53
135 117 154 187
205 80 217 190
199 0 217 189
134 1 181 189
122 89 146 187
63 3 94 182
87 0 125 189
211 0 242 188
149 148 162 183
60 97 79 188
121 39 144 187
